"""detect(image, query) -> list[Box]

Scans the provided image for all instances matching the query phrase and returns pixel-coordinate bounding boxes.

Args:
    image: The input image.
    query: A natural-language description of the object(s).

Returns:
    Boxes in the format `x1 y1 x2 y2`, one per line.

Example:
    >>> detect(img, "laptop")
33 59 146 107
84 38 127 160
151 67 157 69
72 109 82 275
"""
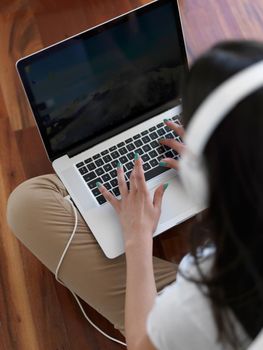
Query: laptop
16 0 202 258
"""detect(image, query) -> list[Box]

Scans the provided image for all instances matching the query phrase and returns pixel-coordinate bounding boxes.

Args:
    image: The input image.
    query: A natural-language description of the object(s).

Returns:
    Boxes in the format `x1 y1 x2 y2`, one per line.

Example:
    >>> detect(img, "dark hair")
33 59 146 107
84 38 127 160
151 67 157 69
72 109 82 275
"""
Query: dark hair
182 41 263 348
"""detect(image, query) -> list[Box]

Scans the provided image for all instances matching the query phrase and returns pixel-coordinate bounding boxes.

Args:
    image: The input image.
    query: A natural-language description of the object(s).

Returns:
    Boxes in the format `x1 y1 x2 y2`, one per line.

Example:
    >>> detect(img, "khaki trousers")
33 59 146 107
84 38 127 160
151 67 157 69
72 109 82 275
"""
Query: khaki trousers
7 174 177 334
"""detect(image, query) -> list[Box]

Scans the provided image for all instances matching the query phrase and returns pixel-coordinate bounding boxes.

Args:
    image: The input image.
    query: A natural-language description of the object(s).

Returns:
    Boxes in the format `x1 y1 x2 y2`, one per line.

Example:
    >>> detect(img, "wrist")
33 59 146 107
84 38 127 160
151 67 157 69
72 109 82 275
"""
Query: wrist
125 234 153 256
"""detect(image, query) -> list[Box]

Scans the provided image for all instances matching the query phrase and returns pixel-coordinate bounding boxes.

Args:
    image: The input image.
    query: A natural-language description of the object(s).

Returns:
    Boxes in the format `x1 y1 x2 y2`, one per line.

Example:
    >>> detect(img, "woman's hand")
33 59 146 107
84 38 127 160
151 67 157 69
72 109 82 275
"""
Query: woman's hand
97 154 168 250
159 119 186 170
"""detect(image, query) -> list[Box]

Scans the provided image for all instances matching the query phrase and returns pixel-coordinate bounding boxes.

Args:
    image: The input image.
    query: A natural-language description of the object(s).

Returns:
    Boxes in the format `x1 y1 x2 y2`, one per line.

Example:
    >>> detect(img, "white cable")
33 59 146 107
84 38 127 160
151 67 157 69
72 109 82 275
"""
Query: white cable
55 195 127 347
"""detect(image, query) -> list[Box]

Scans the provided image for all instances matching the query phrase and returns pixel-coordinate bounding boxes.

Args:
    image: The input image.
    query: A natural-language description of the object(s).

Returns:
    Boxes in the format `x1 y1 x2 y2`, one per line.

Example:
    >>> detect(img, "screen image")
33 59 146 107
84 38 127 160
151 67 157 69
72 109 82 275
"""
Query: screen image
18 0 187 160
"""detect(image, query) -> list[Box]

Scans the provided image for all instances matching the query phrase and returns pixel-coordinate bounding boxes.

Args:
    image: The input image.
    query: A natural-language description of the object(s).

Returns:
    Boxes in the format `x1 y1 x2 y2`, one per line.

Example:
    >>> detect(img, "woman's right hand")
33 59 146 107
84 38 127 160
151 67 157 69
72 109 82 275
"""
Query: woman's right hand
159 120 186 170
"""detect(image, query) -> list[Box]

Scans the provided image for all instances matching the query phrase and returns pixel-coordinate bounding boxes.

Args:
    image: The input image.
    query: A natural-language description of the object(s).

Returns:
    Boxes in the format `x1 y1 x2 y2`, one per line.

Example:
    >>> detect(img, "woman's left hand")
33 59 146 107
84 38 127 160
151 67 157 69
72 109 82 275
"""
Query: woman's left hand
98 154 168 250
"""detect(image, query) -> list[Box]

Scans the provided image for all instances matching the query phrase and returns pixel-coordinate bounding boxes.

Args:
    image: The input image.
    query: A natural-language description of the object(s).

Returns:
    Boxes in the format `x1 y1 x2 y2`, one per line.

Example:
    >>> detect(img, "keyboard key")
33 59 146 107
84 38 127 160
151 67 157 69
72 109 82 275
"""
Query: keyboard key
95 168 104 176
112 187 120 197
142 136 150 143
93 154 100 160
165 151 174 158
109 145 117 151
156 146 165 155
84 158 92 164
103 155 112 163
111 160 119 168
120 156 128 164
142 154 150 162
141 130 148 136
88 178 101 189
101 149 109 156
144 166 169 181
92 188 101 197
110 169 117 178
117 142 125 148
142 145 151 153
157 123 163 128
127 143 135 151
79 166 88 175
125 138 133 144
143 163 151 171
111 151 120 159
127 153 134 160
83 172 96 182
133 134 140 140
87 162 96 171
126 162 134 170
164 125 170 132
150 132 158 140
149 126 156 132
104 182 111 191
95 159 104 167
104 163 113 172
134 139 143 147
136 148 143 155
97 195 107 205
150 140 159 148
76 162 84 168
102 174 111 182
110 179 118 187
119 147 127 155
166 133 174 139
149 150 158 158
157 128 166 136
150 159 159 167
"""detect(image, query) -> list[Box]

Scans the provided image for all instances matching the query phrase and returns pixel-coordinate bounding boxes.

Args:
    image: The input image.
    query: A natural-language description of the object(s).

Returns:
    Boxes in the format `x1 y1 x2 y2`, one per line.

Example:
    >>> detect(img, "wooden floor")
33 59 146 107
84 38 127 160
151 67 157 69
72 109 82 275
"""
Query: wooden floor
0 0 262 349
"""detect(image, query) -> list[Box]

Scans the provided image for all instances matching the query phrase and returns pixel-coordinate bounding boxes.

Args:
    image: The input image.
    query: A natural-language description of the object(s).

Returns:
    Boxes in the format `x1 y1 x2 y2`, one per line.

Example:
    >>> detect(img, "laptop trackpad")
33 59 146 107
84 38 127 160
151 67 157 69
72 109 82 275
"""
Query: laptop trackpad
85 179 200 259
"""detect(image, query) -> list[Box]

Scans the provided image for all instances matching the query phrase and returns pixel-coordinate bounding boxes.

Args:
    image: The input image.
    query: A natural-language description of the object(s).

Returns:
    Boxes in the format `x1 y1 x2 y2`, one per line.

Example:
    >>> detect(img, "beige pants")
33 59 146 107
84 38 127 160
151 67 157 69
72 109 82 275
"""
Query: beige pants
7 174 177 334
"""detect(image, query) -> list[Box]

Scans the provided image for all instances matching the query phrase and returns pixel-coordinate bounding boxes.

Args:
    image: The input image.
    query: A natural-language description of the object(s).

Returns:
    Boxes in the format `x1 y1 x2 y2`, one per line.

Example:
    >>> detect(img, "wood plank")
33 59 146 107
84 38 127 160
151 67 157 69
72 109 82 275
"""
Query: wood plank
178 0 263 62
15 126 54 178
0 118 40 349
0 0 43 130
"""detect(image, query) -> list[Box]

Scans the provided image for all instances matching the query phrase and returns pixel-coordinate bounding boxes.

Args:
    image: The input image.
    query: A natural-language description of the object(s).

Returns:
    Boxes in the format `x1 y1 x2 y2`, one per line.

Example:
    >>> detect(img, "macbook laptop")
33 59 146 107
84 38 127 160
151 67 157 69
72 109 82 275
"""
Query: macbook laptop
16 0 202 258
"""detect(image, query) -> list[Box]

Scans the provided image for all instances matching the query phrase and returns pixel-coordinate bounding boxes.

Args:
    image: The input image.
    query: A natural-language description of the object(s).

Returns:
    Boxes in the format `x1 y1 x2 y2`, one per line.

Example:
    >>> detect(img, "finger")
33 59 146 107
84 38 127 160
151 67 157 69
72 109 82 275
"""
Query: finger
164 119 185 138
129 168 137 193
153 183 168 211
134 154 148 193
159 138 185 155
97 182 119 210
159 158 180 170
117 161 128 197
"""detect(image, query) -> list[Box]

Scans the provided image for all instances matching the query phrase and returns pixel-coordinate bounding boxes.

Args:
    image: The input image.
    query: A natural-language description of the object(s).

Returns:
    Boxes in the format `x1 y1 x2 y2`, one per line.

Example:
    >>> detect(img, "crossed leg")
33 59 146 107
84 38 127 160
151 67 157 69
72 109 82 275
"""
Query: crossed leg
7 174 177 334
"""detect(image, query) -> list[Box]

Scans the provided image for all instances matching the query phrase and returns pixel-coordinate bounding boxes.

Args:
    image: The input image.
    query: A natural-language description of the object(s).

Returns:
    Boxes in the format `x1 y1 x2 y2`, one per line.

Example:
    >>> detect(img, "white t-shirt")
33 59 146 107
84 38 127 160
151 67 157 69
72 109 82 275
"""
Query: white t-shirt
147 248 251 350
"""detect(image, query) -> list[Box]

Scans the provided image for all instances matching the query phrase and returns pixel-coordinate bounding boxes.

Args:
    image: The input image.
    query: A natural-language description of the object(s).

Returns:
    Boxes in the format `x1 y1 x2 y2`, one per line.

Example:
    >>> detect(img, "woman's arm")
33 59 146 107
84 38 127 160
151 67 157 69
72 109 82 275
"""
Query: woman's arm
125 240 156 349
99 156 166 349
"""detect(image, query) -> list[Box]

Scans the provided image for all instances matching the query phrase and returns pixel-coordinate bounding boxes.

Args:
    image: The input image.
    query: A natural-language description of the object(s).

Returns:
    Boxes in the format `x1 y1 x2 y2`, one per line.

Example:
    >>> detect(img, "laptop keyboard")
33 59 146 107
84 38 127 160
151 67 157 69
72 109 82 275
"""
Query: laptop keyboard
76 116 182 205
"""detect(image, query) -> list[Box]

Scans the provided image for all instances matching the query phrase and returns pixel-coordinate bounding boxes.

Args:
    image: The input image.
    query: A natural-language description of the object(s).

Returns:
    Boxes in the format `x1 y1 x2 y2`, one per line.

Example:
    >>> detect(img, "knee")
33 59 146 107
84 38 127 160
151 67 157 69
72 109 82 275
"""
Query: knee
7 174 62 239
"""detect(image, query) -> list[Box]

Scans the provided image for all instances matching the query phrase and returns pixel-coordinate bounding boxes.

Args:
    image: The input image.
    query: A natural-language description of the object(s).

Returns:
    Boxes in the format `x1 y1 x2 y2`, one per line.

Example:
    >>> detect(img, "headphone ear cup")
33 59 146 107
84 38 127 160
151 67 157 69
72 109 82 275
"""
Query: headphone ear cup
180 152 208 209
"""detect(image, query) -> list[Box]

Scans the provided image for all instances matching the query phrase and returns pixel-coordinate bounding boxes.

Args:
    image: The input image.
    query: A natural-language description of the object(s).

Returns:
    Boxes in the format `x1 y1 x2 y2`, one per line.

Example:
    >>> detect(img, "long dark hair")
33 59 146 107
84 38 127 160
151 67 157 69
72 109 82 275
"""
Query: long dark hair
182 41 263 348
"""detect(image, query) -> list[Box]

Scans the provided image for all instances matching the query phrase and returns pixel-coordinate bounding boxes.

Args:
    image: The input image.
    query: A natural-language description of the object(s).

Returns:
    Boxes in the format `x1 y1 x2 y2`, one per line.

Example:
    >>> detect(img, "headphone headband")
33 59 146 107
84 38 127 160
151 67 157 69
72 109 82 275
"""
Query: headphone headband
184 60 263 156
180 60 263 208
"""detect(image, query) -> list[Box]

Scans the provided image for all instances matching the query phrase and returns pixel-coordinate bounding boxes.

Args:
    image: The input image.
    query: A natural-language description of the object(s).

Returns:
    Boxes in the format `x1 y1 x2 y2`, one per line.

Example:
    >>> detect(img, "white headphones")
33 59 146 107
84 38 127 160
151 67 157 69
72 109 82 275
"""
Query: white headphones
180 60 263 208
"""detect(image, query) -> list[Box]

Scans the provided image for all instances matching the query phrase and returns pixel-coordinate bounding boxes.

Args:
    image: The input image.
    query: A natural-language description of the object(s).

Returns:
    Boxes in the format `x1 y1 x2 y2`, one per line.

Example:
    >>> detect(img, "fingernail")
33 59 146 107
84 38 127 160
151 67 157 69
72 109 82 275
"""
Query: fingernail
163 118 169 123
163 183 169 191
117 161 122 168
134 152 139 160
159 161 167 167
96 181 102 188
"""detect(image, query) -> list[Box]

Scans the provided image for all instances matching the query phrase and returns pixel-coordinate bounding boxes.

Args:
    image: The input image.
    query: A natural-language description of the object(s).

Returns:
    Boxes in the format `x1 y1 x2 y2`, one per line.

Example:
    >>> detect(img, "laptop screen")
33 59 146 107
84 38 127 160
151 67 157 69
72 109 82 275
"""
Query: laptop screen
17 0 188 161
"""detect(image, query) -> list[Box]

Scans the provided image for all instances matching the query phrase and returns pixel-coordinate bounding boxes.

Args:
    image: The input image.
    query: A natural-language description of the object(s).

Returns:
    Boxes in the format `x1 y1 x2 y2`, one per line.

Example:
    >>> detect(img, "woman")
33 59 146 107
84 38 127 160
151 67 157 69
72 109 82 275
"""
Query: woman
7 40 263 349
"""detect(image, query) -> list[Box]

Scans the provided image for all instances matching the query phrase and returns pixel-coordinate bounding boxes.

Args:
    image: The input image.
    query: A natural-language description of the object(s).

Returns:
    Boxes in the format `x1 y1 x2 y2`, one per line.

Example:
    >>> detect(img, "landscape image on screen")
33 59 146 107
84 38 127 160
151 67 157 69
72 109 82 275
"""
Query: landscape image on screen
25 2 184 154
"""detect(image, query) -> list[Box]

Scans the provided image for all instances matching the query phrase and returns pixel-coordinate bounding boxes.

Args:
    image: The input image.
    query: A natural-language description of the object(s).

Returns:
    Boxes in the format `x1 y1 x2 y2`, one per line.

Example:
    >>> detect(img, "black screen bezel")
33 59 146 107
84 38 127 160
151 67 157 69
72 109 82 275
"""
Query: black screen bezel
17 0 188 161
